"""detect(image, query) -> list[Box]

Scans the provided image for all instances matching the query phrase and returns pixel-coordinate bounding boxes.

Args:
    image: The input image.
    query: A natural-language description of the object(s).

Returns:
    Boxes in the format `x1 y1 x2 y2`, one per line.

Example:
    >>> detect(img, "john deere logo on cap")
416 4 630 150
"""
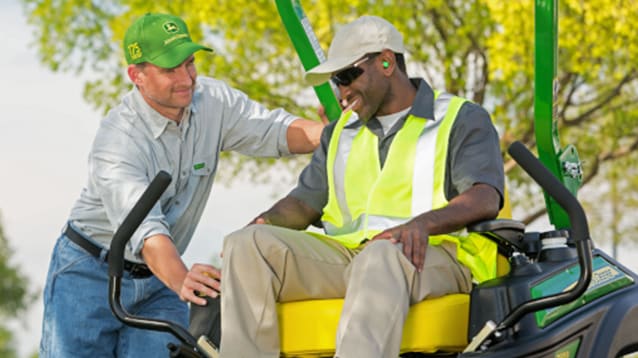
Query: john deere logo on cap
163 22 179 34
128 42 142 60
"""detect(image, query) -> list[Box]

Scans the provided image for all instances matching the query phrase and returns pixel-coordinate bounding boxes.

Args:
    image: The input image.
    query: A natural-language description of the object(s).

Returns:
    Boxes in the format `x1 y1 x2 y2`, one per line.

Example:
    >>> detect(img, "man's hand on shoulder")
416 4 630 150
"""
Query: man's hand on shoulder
286 109 328 154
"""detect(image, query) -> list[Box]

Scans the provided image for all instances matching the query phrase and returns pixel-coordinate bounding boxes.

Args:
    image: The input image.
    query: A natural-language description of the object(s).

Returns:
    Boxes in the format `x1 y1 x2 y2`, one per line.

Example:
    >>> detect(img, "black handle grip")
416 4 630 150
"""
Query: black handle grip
508 141 589 241
497 142 593 329
108 171 172 277
107 171 201 350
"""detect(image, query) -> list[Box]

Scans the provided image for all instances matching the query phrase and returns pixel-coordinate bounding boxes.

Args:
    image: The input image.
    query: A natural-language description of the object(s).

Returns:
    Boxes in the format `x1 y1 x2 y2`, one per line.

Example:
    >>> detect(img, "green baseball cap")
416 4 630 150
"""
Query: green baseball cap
123 13 213 68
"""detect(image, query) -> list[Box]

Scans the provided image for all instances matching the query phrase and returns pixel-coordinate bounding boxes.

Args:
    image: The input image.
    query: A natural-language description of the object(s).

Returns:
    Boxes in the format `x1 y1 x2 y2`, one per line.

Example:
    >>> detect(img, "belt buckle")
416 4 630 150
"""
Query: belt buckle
128 262 152 278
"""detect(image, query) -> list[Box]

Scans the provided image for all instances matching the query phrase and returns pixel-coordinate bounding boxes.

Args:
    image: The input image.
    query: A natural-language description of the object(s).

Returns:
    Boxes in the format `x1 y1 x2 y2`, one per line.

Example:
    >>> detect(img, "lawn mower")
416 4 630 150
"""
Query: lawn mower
106 1 638 357
107 140 638 357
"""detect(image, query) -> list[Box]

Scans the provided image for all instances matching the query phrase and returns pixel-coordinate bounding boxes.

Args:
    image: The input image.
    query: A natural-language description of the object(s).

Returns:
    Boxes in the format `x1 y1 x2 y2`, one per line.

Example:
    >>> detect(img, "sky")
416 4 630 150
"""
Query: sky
1 1 637 357
0 1 293 356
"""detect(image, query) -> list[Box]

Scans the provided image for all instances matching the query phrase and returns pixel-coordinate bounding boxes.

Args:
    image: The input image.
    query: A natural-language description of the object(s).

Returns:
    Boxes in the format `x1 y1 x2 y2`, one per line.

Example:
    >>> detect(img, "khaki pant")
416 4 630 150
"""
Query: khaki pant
219 224 471 358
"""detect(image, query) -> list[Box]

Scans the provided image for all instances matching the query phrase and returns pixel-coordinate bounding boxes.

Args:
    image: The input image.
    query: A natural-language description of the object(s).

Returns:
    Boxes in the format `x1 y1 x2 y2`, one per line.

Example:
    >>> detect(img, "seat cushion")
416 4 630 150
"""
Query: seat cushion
278 293 469 357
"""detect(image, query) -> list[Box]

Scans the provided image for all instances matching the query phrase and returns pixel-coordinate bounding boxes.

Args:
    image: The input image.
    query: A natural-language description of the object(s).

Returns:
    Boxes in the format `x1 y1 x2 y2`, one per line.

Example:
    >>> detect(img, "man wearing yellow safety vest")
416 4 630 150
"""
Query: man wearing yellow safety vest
219 15 504 358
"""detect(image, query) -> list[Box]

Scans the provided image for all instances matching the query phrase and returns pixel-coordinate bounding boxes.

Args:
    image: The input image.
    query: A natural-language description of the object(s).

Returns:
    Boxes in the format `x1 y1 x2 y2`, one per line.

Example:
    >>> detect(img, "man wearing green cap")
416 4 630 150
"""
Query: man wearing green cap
40 12 325 357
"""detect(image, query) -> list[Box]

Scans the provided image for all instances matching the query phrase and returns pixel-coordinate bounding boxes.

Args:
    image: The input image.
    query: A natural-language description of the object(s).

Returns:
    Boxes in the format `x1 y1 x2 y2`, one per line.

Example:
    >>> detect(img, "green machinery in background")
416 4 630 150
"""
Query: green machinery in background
534 0 583 229
274 0 342 122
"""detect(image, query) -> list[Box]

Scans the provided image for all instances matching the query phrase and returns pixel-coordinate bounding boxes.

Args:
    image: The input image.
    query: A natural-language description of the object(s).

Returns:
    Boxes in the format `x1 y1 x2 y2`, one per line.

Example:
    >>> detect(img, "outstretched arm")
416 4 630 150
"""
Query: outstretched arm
141 235 220 306
286 108 329 154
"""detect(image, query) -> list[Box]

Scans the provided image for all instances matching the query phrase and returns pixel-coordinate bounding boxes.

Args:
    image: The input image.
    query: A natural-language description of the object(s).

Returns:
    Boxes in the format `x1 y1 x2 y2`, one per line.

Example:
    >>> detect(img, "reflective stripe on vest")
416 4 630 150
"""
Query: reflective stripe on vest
317 91 497 282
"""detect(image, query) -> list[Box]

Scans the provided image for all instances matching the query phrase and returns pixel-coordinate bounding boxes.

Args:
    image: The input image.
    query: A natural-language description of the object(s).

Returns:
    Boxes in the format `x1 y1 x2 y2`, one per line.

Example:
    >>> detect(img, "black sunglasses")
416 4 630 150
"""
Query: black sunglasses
331 55 373 87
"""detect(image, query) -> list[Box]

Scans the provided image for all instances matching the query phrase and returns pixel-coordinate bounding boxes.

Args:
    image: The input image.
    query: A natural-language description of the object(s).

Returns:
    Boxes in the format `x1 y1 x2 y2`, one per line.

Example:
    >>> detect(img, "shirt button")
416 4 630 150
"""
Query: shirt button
182 171 187 176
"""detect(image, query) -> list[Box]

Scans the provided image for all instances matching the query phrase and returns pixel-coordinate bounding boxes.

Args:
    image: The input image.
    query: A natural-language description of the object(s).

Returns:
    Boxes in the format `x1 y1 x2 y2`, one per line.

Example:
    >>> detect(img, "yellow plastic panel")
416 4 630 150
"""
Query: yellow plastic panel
278 294 469 357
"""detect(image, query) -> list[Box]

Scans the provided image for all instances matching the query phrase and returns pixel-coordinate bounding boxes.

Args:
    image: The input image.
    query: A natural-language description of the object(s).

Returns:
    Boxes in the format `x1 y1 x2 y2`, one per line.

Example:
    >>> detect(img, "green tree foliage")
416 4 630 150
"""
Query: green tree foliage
21 0 638 246
0 214 34 358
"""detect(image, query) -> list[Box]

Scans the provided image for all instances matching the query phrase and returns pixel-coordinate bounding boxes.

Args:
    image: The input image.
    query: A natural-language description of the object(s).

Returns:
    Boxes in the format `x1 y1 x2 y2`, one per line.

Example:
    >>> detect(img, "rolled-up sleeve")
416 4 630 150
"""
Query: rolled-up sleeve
200 78 297 157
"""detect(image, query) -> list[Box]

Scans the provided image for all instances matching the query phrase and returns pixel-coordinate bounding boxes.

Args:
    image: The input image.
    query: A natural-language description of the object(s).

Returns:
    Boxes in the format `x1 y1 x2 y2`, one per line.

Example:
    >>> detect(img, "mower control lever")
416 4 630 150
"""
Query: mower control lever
465 142 593 352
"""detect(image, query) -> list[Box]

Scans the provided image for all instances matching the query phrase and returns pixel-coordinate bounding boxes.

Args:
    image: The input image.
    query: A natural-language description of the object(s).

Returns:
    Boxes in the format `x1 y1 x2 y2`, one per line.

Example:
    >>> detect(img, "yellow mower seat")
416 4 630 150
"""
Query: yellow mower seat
277 293 469 357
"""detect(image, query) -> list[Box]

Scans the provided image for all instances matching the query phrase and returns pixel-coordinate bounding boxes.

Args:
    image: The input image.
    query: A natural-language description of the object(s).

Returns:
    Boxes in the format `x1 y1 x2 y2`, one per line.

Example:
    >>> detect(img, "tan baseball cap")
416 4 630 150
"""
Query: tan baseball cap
123 13 213 69
305 16 406 86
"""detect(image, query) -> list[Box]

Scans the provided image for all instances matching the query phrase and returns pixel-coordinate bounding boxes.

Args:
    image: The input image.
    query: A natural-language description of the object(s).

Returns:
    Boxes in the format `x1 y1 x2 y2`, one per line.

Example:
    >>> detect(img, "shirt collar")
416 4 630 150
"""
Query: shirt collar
128 85 199 139
408 78 435 121
344 77 435 132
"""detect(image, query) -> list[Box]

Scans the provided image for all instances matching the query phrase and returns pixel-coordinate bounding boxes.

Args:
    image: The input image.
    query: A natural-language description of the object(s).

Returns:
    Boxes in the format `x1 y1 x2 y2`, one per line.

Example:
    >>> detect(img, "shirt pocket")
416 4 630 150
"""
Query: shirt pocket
191 154 216 177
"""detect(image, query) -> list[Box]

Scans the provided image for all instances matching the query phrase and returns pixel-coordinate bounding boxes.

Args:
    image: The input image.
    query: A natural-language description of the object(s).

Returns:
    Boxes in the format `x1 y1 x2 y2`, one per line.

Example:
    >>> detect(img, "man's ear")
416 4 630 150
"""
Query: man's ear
380 49 396 75
127 64 143 86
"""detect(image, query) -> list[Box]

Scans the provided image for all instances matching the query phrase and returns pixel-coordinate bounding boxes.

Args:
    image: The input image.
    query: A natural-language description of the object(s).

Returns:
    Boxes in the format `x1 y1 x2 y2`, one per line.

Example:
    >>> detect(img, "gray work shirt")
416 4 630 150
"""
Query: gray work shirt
69 76 296 262
290 78 504 215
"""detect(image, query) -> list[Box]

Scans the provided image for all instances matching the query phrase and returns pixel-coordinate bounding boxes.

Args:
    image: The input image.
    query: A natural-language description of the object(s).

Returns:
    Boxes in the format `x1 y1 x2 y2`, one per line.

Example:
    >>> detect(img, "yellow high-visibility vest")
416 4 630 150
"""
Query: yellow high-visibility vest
312 91 497 283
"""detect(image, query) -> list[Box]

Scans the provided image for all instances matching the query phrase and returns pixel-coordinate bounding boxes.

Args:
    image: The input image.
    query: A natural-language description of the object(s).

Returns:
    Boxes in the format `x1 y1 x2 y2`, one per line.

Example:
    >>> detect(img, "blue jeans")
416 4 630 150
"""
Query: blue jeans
40 232 188 357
